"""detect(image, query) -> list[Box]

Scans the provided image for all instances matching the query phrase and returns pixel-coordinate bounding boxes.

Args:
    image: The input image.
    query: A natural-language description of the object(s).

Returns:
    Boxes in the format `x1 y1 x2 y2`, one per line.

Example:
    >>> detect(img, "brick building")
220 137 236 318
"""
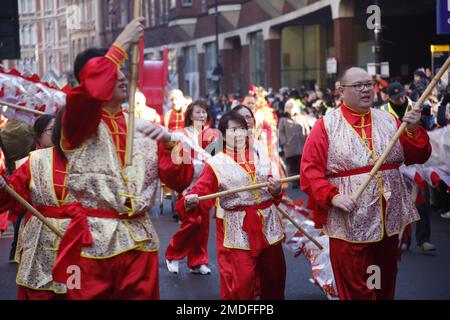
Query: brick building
137 0 447 99
10 0 70 86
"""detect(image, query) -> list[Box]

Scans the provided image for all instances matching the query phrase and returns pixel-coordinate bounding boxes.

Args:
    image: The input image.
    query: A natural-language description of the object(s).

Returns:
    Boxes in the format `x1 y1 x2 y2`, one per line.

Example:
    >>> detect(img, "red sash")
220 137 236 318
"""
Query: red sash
32 203 145 284
326 163 400 178
231 200 274 257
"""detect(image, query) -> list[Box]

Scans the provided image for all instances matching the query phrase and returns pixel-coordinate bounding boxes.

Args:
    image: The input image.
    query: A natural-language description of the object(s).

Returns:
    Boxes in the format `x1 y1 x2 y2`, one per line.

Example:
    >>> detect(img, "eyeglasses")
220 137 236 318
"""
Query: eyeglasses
341 81 375 91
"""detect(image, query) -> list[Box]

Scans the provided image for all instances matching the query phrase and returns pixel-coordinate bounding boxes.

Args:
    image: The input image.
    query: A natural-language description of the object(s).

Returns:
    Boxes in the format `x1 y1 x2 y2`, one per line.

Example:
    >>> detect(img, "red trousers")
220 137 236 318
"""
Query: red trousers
66 250 159 300
215 218 286 300
165 207 210 268
329 234 400 300
17 286 65 300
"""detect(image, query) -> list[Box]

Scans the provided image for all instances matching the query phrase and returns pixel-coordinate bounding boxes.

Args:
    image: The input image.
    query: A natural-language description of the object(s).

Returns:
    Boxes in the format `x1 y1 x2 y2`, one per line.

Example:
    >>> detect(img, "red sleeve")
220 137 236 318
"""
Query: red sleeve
300 118 339 228
62 45 126 149
0 160 31 216
397 120 432 165
175 164 218 220
157 141 194 193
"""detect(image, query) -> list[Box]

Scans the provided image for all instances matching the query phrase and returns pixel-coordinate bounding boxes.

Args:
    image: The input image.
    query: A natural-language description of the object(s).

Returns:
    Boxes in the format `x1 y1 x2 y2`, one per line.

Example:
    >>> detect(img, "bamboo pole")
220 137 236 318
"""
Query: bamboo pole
4 186 63 238
353 55 450 200
124 0 141 166
0 100 46 115
198 175 299 201
275 205 323 251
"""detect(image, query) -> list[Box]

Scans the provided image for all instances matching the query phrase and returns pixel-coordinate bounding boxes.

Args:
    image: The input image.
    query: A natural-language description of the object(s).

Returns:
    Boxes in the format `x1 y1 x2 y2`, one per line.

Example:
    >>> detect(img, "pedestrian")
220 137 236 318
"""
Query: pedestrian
278 99 309 188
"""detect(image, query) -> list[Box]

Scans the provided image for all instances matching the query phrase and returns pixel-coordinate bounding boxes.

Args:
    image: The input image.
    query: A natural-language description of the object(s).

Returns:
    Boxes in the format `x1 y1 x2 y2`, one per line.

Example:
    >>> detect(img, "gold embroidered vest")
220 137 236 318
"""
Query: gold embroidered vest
206 151 284 249
323 108 420 242
63 118 160 257
16 148 68 293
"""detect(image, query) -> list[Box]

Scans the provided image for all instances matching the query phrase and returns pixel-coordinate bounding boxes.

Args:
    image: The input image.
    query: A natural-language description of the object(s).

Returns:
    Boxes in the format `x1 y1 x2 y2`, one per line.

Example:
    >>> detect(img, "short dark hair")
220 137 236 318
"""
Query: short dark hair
33 114 55 144
73 48 108 83
231 104 255 125
52 106 66 161
184 100 212 128
218 112 248 148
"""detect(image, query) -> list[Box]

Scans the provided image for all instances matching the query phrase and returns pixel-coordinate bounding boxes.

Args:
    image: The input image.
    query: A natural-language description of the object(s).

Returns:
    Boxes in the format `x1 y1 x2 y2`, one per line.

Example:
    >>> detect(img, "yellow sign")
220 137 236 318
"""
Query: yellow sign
431 45 450 53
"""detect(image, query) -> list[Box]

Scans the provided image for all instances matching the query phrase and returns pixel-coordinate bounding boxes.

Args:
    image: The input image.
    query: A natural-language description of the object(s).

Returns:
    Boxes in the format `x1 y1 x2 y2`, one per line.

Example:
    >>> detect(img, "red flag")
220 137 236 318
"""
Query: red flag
138 37 144 91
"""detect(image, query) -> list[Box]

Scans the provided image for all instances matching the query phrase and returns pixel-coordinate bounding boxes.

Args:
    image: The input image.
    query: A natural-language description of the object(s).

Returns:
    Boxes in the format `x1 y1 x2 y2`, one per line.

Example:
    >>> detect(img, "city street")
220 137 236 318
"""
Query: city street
1 188 449 300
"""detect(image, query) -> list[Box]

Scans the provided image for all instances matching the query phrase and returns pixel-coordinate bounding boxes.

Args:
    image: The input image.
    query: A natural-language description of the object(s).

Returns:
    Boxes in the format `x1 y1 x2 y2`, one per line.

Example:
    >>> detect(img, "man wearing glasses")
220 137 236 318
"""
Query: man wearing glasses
300 67 432 300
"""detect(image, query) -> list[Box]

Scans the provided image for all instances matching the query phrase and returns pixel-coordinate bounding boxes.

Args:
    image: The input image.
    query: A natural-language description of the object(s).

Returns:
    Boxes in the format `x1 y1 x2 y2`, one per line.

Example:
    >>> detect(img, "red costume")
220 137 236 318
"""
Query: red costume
0 148 68 300
165 126 211 270
301 104 431 300
164 108 185 131
61 43 193 300
177 146 286 300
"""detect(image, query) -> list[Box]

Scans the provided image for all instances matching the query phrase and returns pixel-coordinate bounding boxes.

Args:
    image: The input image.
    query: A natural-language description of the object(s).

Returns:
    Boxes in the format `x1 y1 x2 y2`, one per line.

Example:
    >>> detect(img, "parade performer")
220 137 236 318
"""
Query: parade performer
135 90 161 124
176 111 286 300
300 67 432 300
248 86 286 181
164 89 186 131
0 112 68 300
232 104 338 299
60 17 193 299
165 100 213 275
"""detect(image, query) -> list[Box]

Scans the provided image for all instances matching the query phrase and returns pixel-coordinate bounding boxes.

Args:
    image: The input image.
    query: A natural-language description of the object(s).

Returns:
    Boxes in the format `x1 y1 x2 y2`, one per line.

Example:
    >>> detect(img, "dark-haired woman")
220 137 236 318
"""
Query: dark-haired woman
0 110 70 300
165 100 213 275
175 112 286 300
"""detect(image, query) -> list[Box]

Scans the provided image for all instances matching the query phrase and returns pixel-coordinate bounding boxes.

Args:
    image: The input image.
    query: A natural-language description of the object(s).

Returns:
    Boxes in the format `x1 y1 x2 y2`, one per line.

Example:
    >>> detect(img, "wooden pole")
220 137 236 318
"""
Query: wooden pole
4 186 63 238
275 205 323 251
198 175 299 201
124 0 141 166
353 55 450 199
0 100 46 116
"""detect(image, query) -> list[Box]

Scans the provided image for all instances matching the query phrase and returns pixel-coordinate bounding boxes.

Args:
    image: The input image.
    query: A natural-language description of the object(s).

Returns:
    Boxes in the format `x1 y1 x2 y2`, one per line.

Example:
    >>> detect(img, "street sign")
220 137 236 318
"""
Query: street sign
326 57 337 74
436 0 450 34
380 62 390 78
367 63 377 76
431 45 450 53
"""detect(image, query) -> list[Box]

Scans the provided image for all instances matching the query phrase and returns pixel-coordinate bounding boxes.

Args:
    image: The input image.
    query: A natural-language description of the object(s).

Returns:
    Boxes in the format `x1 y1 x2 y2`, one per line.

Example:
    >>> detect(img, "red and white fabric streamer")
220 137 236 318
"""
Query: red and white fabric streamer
0 66 68 124
280 195 339 300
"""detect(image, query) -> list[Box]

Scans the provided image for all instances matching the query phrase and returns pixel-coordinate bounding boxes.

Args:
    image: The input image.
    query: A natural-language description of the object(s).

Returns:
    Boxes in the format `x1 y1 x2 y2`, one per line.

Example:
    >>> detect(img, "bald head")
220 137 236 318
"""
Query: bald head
340 67 370 84
338 67 374 112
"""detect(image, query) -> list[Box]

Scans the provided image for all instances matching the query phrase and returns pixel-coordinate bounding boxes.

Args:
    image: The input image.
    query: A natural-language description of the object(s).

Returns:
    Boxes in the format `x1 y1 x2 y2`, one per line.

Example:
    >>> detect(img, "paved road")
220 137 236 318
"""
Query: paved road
1 188 449 300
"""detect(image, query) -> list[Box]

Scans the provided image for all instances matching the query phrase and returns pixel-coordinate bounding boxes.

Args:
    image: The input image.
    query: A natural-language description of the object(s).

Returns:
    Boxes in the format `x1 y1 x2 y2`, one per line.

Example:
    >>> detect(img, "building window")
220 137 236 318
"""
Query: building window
150 0 156 27
158 0 164 25
204 42 217 95
181 0 192 7
249 31 266 87
120 0 128 27
183 46 199 99
170 0 176 9
63 54 69 72
201 0 207 13
45 0 53 12
20 25 25 45
60 20 67 41
30 24 37 45
48 55 54 72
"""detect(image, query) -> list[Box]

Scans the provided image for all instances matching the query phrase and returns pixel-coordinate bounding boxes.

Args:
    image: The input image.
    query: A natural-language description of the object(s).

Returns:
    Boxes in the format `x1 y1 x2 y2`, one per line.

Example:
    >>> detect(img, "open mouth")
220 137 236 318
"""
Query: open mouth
360 95 371 102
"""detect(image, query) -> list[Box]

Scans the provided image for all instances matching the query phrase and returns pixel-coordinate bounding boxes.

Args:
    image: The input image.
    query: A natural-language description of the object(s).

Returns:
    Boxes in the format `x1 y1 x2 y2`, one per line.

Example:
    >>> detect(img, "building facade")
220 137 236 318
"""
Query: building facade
5 0 102 86
141 0 447 99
